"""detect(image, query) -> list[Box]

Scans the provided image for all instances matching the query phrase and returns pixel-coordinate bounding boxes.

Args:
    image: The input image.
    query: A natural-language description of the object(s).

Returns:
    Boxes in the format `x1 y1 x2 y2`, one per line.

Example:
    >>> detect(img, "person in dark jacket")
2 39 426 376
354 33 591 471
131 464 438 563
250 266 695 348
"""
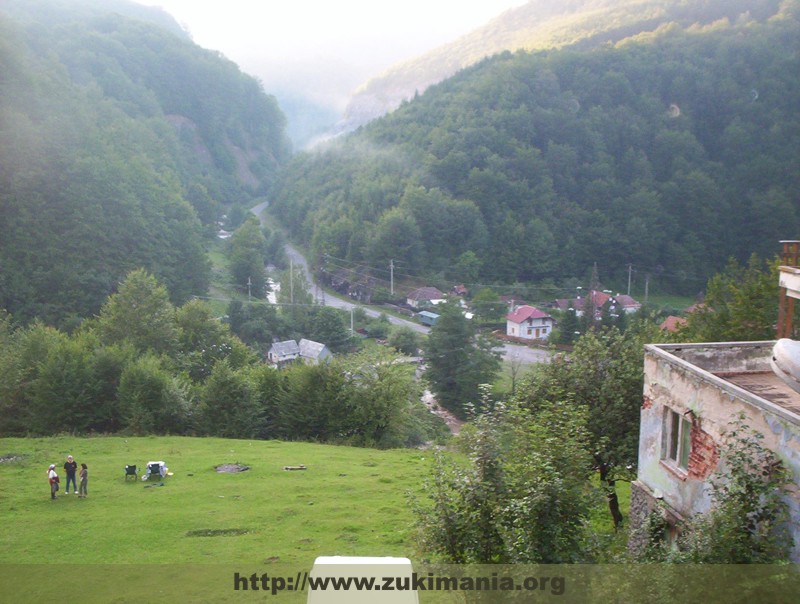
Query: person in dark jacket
64 455 78 495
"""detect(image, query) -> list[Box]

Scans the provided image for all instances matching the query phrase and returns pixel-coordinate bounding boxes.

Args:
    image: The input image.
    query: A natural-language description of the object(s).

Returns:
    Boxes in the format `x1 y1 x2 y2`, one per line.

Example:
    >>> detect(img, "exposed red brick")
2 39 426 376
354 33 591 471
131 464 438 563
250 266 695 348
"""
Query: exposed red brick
688 421 719 479
642 396 653 410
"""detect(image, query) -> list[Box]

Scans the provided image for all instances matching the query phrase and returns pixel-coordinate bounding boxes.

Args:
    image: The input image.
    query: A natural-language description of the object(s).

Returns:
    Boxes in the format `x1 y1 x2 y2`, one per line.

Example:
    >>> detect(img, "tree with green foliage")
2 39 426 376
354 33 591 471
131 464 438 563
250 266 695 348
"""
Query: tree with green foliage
388 325 421 356
228 217 269 299
226 300 286 352
185 183 220 228
97 269 179 356
117 354 188 435
174 299 256 381
197 360 263 439
471 288 506 324
366 207 424 272
248 363 283 439
557 305 580 344
30 331 99 435
335 348 419 448
307 306 353 353
678 254 783 342
365 313 391 339
415 395 597 563
0 320 66 435
277 262 315 331
519 324 662 527
424 301 502 418
276 363 347 442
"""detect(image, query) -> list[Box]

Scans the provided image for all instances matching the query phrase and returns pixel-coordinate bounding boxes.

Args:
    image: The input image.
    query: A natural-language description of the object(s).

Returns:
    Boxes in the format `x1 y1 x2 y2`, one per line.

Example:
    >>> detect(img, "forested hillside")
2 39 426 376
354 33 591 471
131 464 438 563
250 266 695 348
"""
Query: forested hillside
0 0 291 326
271 3 800 296
341 0 788 131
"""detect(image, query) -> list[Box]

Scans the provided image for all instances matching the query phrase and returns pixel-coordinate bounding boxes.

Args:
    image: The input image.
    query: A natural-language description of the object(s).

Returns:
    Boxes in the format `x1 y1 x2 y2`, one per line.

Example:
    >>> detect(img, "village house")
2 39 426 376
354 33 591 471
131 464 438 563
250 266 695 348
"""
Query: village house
555 290 641 319
268 338 331 368
659 315 687 333
298 338 332 365
406 286 445 309
267 339 299 367
505 305 554 341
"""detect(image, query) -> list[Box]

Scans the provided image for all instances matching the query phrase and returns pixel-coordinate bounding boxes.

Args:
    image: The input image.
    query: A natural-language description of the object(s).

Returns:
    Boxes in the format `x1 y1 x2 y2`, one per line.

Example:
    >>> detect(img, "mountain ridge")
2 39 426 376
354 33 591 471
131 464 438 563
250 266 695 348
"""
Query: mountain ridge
336 0 786 134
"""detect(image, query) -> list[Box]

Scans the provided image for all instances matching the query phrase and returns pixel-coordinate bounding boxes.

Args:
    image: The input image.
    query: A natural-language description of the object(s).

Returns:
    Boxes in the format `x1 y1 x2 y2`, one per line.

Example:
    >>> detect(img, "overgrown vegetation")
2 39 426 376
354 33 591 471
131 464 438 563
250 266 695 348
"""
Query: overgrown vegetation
414 391 600 563
640 416 793 563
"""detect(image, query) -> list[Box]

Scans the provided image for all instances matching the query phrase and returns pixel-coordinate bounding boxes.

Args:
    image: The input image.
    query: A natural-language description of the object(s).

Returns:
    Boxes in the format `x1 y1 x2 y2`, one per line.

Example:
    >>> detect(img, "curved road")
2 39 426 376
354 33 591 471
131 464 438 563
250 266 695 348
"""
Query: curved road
251 202 550 365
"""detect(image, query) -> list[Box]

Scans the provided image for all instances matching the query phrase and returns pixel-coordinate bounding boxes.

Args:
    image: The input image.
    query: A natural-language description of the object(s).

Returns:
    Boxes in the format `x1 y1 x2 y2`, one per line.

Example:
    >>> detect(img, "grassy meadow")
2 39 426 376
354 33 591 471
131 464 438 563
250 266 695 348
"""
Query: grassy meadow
0 435 634 602
0 436 432 567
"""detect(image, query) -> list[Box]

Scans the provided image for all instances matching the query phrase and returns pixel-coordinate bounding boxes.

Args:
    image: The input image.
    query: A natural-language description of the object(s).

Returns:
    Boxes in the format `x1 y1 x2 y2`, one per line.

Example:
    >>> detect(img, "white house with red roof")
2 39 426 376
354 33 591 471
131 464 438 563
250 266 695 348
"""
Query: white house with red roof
506 305 555 341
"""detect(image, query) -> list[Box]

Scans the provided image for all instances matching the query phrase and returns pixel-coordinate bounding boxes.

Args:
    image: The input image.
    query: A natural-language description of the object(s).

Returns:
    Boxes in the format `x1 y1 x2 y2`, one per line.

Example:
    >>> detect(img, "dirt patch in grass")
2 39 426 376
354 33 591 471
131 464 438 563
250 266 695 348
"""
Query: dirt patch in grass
186 528 250 537
214 463 249 473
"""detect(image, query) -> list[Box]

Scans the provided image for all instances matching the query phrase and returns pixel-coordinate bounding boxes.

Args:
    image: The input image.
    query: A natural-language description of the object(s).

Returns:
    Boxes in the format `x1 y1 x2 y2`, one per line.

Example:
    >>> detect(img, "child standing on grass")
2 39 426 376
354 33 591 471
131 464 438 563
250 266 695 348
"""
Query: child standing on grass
78 463 88 498
48 464 59 500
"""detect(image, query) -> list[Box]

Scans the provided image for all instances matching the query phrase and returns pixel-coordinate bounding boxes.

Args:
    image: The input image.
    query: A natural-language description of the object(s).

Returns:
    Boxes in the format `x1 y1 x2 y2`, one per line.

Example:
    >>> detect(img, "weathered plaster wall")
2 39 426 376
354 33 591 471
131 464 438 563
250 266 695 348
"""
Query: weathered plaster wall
636 343 800 561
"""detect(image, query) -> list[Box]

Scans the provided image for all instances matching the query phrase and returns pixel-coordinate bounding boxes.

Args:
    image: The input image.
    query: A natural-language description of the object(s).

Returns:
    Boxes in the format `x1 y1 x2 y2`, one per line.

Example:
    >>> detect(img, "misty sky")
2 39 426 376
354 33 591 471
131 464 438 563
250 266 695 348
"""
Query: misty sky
135 1 527 109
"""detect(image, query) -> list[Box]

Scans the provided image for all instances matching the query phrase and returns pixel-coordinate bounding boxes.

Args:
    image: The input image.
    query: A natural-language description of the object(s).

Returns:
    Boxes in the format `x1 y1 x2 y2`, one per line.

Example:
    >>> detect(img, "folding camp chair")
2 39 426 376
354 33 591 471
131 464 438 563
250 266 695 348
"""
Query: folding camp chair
124 465 138 481
144 461 168 480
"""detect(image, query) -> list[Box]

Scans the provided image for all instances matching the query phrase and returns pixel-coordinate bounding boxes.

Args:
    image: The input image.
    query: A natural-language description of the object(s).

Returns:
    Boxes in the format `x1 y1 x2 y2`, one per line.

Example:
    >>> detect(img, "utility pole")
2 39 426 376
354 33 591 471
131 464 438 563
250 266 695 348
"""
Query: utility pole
247 276 251 302
290 259 294 304
390 259 394 296
645 274 650 305
627 264 632 296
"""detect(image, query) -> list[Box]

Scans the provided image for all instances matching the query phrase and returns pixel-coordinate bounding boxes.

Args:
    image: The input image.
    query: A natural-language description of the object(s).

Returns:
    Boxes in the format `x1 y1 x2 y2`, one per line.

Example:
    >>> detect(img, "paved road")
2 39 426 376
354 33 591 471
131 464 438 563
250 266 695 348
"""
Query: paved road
250 202 550 364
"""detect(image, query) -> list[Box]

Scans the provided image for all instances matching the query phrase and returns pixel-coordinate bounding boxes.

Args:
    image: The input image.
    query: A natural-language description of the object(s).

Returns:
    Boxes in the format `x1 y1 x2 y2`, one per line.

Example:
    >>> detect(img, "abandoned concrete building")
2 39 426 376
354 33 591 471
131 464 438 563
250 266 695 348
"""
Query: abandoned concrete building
629 242 800 561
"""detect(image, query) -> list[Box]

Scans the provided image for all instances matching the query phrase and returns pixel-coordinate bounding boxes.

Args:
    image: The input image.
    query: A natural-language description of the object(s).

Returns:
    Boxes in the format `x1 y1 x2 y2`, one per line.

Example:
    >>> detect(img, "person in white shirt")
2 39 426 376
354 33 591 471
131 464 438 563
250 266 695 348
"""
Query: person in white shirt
48 464 59 500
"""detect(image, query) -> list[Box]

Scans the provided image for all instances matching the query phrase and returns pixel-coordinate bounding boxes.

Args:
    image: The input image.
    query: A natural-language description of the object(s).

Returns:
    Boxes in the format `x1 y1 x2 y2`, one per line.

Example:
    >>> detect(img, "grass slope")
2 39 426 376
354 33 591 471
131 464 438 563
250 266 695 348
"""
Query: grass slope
0 436 431 566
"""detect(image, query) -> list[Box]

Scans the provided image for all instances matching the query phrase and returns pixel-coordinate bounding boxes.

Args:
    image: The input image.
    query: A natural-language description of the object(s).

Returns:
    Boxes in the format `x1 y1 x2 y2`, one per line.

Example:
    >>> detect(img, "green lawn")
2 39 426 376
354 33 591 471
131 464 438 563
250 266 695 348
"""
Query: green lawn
0 436 431 567
0 435 637 602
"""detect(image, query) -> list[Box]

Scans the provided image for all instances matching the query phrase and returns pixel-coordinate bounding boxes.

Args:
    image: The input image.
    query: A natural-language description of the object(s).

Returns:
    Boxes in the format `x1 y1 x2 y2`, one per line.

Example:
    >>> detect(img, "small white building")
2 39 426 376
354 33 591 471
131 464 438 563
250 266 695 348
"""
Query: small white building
267 340 300 367
268 339 331 367
299 338 332 365
505 305 554 341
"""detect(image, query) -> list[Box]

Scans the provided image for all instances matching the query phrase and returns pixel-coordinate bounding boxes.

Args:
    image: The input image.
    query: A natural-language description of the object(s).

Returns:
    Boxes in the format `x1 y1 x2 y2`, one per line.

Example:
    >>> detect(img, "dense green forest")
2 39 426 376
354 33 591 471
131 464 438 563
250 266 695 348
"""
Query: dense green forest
272 2 800 297
0 0 291 326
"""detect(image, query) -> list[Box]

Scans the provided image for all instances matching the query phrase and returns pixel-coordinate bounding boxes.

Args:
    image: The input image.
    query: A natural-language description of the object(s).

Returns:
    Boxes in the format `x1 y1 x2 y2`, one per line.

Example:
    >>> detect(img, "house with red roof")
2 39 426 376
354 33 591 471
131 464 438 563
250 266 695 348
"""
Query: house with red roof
659 315 687 333
555 290 641 320
506 305 555 341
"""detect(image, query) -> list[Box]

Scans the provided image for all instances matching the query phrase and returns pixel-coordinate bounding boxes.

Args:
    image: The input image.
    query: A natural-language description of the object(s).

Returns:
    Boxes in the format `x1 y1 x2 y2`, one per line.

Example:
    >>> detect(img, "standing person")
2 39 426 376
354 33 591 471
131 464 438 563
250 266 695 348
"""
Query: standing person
78 463 88 498
48 464 59 500
64 455 78 495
